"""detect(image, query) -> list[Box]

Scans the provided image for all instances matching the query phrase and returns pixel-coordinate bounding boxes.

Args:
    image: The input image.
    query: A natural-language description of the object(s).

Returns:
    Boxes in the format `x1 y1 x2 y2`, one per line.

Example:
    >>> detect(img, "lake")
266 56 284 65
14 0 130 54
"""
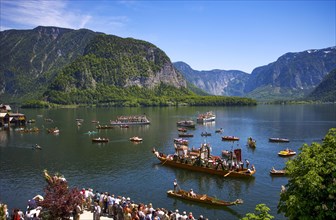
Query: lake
1 104 335 219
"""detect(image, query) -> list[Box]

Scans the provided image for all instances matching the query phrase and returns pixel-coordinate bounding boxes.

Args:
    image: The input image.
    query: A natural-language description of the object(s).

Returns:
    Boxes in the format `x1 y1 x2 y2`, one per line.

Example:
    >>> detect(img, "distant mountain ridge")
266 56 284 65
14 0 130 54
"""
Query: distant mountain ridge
174 47 336 100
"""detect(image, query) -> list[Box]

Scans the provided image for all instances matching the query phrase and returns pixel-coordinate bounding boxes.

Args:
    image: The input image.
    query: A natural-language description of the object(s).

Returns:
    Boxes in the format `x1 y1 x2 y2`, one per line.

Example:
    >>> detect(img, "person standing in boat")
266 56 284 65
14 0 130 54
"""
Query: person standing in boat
215 158 225 170
245 159 250 169
173 179 178 192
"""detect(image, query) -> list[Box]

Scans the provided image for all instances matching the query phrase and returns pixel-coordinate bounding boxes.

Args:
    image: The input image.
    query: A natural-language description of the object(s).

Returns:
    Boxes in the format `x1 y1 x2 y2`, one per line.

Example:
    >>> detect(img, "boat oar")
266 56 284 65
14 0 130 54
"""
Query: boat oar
224 171 233 177
162 158 168 165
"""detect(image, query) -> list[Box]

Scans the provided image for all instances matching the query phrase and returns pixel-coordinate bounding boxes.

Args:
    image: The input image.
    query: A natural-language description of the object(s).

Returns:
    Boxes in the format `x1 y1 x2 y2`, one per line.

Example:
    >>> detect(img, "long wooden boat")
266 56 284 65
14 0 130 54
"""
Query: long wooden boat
278 149 296 157
270 168 287 176
152 149 256 178
269 137 290 143
167 189 243 207
178 133 194 137
177 120 196 128
96 125 114 129
196 111 216 123
110 115 150 126
92 137 109 143
222 136 240 141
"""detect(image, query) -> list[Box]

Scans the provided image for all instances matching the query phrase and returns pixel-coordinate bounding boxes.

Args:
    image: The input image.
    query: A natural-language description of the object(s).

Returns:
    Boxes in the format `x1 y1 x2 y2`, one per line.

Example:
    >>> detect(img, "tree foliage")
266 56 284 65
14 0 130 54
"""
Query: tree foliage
39 170 83 220
278 128 336 219
241 204 274 220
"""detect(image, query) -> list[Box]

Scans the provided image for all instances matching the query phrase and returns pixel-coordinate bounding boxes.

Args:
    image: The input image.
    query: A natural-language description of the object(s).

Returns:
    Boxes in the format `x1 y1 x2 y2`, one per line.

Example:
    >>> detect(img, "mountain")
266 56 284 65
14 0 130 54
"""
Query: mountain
245 47 336 100
173 62 249 96
0 26 99 101
0 26 187 104
175 47 336 101
306 68 336 102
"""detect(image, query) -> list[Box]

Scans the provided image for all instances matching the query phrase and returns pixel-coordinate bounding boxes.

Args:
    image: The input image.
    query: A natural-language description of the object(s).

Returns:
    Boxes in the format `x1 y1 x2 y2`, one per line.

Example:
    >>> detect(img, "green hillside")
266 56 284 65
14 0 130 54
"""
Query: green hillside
306 69 336 102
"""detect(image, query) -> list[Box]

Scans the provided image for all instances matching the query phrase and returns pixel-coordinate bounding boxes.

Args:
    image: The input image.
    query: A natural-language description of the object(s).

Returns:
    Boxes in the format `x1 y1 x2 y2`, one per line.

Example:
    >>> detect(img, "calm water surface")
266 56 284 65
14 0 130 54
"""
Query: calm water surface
1 104 335 219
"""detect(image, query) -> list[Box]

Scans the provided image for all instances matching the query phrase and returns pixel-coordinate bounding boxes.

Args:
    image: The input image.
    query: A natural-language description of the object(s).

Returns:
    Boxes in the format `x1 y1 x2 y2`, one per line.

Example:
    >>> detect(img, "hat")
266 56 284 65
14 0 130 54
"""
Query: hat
183 211 186 215
175 209 179 213
127 197 130 200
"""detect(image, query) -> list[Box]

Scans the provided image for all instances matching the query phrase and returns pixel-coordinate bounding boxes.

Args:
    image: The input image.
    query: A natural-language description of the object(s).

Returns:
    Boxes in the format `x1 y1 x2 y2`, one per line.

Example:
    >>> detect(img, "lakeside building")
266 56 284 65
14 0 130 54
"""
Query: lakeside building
0 104 26 127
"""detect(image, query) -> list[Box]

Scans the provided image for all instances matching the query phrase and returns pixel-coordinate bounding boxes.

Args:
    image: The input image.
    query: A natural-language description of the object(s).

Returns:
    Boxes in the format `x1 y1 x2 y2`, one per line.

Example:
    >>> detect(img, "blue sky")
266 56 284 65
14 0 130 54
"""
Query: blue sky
1 0 335 73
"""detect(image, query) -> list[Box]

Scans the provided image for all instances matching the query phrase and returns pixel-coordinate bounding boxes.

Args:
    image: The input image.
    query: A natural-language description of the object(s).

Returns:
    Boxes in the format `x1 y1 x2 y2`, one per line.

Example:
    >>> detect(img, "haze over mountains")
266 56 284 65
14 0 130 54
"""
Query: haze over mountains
0 26 335 103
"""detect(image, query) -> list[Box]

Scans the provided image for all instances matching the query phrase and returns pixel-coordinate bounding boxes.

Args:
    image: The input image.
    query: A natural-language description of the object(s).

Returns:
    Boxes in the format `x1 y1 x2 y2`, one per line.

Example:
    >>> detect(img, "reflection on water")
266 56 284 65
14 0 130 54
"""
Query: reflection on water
0 104 335 219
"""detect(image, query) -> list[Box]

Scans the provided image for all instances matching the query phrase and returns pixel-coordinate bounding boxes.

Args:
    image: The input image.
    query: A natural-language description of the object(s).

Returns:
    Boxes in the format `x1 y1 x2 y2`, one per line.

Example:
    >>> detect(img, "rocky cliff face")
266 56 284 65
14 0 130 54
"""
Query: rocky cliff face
174 62 249 96
244 47 336 99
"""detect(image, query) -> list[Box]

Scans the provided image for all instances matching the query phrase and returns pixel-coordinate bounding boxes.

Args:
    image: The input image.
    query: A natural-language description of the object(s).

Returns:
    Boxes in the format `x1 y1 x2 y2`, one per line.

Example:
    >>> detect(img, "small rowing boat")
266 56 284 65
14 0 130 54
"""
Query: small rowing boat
269 137 290 143
130 136 143 142
174 138 189 146
167 189 243 207
278 149 296 157
92 137 109 143
222 136 239 141
178 133 194 138
270 168 287 176
247 137 256 148
201 132 211 137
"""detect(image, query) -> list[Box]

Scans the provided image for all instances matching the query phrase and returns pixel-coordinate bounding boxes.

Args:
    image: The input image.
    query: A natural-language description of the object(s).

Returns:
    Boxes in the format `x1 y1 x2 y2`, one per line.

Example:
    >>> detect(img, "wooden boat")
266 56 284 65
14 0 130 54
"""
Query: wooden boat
178 133 194 138
120 124 129 128
196 111 216 123
269 137 290 143
130 136 143 142
201 132 211 137
152 149 256 178
174 138 189 146
92 137 109 143
177 127 187 132
270 168 287 176
96 125 114 129
222 136 240 141
167 189 243 207
47 127 59 134
177 120 195 128
278 149 296 157
247 137 256 148
215 128 223 133
110 115 150 126
18 127 40 133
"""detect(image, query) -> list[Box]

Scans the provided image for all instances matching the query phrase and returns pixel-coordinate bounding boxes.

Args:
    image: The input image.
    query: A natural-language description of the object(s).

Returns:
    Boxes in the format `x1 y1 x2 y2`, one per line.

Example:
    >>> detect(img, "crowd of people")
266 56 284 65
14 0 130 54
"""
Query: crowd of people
0 188 208 220
80 188 208 220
